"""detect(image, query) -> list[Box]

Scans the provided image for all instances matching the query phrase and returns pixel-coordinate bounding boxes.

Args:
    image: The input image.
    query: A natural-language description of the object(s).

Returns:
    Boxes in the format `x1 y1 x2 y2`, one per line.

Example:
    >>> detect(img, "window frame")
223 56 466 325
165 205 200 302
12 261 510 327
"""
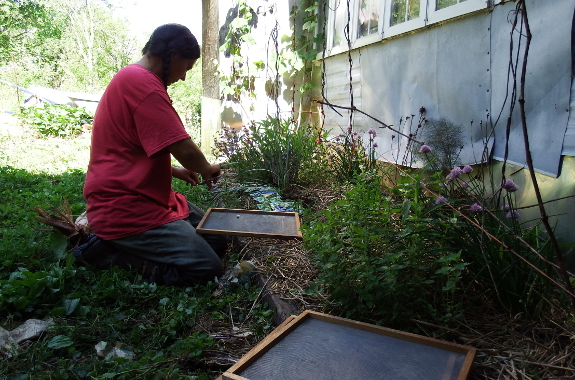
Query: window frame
324 0 489 58
426 0 488 25
382 0 427 38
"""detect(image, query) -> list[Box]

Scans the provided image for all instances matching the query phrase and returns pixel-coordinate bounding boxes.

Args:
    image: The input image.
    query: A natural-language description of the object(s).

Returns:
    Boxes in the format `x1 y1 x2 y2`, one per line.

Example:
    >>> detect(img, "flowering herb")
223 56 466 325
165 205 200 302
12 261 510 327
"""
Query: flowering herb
505 210 520 220
501 179 519 192
419 144 431 153
435 196 448 205
462 165 473 174
447 167 463 180
470 203 483 212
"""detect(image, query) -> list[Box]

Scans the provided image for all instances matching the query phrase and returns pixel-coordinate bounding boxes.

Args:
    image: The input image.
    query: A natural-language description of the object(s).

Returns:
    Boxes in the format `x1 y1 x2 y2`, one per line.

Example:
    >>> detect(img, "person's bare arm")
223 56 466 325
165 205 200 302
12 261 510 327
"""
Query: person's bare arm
168 138 220 188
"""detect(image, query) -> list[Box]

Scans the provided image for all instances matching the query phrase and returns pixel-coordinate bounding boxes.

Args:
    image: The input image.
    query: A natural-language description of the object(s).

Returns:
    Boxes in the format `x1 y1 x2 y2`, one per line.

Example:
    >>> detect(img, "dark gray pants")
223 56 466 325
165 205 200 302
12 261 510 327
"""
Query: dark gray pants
109 202 227 286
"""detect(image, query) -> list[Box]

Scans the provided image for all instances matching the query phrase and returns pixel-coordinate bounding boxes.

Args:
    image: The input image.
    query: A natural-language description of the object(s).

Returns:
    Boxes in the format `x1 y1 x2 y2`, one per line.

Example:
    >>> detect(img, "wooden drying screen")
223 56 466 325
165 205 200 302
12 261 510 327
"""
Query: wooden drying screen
196 208 302 240
218 311 476 380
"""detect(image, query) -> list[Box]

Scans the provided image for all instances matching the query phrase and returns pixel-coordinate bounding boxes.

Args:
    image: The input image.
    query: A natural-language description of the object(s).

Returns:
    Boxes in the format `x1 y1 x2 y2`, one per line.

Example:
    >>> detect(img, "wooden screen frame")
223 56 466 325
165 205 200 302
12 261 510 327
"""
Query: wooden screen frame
219 310 476 380
196 208 302 240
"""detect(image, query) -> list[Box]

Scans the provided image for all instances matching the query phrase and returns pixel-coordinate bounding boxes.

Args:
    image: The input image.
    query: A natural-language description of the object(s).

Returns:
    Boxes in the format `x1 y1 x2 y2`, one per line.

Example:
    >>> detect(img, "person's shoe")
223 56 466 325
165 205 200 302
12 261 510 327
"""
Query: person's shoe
72 234 117 269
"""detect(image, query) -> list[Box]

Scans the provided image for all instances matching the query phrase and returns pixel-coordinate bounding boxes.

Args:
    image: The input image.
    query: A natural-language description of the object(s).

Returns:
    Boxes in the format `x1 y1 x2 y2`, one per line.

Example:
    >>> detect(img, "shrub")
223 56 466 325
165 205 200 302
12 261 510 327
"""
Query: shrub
303 173 467 326
416 117 464 171
213 116 322 194
19 103 92 137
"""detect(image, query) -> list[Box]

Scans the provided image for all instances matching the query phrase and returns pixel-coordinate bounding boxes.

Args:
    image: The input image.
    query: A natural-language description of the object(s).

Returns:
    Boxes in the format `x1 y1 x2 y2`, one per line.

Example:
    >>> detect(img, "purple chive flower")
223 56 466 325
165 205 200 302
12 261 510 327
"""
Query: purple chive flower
420 182 426 187
470 203 483 212
335 137 340 142
328 154 334 159
502 204 511 211
461 182 469 188
419 144 431 153
368 128 377 137
347 125 352 132
462 165 473 174
435 196 448 205
501 179 519 192
335 146 342 152
373 142 378 148
326 142 332 146
505 210 520 220
447 167 463 179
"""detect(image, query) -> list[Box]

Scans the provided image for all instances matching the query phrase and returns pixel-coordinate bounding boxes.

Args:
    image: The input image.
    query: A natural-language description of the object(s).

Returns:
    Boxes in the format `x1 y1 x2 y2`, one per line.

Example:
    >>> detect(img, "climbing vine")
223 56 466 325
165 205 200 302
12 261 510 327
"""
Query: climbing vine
218 0 324 119
218 0 264 102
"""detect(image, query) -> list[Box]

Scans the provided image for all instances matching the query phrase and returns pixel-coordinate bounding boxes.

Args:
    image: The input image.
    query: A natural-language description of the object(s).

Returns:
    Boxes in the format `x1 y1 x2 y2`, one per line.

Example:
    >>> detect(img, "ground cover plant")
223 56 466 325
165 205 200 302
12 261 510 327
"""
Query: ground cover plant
0 133 273 379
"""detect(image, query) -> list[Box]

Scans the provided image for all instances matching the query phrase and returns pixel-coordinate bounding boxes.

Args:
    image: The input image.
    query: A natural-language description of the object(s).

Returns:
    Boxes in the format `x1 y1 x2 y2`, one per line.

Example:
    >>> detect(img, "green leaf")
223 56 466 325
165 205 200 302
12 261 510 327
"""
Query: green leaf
47 335 74 349
50 231 68 259
63 298 80 315
230 17 249 29
241 34 256 45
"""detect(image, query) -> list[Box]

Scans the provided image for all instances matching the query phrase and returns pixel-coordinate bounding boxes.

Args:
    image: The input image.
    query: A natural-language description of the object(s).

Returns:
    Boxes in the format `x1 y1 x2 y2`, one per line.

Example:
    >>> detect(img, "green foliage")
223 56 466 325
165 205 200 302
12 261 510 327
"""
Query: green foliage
303 174 466 326
219 0 261 100
325 126 378 183
0 0 61 63
19 104 93 137
213 116 323 194
435 165 568 318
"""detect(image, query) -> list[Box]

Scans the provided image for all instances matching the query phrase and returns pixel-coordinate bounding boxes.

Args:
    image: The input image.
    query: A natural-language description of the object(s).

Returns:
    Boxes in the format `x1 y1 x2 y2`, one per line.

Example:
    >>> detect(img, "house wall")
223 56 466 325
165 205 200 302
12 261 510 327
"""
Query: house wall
323 0 573 176
320 0 575 248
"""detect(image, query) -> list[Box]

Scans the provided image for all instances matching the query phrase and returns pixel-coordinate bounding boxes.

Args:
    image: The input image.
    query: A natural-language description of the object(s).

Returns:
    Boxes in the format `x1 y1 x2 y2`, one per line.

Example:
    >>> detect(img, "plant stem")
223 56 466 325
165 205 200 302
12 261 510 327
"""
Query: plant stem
517 0 575 311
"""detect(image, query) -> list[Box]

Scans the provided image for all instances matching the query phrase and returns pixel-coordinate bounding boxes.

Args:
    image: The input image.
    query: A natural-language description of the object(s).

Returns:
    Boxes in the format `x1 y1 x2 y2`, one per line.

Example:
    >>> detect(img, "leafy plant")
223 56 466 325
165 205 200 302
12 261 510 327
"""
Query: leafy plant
213 116 322 194
219 0 262 100
325 125 378 183
19 103 93 137
303 173 467 326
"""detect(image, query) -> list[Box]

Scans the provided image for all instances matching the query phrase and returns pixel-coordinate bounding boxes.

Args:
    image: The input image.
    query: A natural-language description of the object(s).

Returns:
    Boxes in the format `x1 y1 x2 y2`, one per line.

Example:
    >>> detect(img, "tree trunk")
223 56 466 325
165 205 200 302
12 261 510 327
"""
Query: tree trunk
201 0 220 153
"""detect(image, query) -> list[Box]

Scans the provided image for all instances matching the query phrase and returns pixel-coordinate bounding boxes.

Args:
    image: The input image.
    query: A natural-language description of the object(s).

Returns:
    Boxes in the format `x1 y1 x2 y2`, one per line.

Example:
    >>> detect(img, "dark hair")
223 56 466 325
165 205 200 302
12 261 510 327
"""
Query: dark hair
142 24 201 88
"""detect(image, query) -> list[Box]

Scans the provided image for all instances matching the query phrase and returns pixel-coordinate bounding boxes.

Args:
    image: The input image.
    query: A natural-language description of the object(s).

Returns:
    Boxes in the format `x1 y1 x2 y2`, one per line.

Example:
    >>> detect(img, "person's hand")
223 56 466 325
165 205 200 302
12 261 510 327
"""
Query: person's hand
171 167 201 186
199 163 221 189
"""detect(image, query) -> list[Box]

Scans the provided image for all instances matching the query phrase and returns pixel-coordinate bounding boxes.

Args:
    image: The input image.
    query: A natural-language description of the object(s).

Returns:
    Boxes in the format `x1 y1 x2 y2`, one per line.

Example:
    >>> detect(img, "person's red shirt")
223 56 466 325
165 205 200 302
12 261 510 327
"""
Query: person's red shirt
84 64 190 240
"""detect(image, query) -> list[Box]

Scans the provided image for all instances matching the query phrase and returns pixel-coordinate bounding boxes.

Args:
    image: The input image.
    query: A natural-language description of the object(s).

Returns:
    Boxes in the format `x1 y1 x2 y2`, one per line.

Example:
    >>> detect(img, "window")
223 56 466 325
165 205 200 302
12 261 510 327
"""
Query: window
326 0 487 55
427 0 486 24
357 0 381 38
390 0 420 26
437 0 468 11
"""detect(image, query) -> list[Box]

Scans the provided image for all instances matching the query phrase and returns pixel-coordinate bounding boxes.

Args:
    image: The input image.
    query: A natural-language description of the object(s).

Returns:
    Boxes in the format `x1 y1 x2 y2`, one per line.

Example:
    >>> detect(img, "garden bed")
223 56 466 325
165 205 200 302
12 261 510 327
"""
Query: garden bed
226 182 575 380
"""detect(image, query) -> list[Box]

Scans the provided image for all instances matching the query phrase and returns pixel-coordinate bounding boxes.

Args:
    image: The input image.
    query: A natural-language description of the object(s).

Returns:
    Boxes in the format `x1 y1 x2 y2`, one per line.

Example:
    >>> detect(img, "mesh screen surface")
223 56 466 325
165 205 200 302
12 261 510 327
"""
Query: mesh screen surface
200 211 298 236
239 318 465 380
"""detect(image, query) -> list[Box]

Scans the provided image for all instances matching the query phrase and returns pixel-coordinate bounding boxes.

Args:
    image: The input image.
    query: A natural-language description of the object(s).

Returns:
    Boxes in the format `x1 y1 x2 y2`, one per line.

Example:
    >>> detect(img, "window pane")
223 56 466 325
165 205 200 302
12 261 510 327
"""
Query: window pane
332 0 349 48
436 0 466 11
391 0 420 26
357 0 380 38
